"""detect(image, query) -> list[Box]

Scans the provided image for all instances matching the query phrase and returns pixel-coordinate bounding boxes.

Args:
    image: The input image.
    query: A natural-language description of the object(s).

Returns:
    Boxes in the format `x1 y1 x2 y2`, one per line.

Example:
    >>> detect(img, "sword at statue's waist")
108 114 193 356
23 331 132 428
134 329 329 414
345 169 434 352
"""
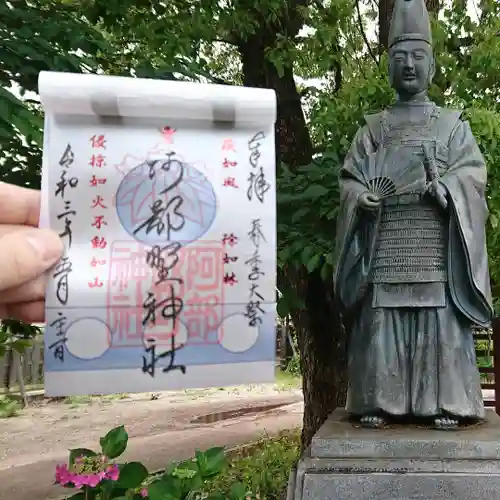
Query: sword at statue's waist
423 143 439 182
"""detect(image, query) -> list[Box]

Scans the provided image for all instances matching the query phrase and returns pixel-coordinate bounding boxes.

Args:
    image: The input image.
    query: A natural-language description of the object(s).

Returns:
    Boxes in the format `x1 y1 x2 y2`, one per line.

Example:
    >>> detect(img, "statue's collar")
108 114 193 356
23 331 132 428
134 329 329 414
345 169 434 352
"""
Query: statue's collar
393 96 435 107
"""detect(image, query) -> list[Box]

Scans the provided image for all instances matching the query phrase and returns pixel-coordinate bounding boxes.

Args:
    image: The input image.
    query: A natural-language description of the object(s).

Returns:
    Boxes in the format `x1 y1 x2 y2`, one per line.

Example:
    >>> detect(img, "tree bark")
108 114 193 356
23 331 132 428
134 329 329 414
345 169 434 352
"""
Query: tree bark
284 265 347 447
237 20 348 450
3 348 12 391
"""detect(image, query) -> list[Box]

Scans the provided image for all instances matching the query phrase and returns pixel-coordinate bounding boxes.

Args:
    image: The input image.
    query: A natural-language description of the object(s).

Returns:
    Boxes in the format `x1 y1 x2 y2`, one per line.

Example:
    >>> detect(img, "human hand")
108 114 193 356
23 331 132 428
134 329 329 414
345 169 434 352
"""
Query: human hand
0 182 63 323
358 191 381 211
427 180 448 210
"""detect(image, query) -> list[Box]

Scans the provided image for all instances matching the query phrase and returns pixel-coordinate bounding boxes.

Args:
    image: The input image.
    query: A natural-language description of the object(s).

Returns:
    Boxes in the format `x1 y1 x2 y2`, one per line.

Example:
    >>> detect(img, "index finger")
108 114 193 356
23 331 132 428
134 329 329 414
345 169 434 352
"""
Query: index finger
0 182 41 227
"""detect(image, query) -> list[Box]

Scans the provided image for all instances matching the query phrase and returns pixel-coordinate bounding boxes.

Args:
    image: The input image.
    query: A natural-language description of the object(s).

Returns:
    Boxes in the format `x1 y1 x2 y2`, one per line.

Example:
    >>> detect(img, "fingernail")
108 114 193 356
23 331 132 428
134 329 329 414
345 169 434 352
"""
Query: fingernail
26 230 64 264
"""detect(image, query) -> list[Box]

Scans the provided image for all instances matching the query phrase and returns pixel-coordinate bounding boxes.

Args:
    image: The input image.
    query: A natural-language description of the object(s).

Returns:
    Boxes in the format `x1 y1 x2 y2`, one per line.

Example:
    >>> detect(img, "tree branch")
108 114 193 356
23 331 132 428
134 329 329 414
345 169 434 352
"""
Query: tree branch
355 0 379 66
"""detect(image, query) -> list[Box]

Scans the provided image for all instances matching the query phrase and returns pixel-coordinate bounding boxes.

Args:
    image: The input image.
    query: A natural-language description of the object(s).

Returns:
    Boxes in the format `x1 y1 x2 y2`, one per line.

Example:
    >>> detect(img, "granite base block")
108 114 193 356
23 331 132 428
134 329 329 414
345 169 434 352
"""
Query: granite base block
288 409 500 500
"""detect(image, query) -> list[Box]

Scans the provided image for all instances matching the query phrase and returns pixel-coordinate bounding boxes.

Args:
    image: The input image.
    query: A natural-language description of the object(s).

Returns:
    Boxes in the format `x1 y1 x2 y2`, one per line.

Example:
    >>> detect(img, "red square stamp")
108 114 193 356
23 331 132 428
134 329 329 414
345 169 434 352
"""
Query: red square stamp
107 240 224 348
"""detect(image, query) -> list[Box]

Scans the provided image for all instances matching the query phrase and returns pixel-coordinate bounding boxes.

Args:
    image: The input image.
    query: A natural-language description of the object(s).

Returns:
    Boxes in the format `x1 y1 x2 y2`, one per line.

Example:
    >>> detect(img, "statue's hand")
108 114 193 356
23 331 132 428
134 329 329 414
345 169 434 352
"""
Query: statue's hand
358 191 381 211
427 181 448 210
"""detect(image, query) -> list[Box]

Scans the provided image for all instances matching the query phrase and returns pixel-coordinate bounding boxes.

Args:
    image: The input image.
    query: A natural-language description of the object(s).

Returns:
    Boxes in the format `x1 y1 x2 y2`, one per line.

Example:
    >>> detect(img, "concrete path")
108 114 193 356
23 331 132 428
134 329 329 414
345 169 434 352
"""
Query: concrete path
0 389 303 500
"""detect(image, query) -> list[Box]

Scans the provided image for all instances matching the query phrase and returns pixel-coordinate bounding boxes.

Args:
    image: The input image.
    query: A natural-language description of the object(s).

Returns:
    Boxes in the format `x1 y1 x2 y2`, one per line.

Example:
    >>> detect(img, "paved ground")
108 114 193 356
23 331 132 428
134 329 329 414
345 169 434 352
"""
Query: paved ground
0 384 303 500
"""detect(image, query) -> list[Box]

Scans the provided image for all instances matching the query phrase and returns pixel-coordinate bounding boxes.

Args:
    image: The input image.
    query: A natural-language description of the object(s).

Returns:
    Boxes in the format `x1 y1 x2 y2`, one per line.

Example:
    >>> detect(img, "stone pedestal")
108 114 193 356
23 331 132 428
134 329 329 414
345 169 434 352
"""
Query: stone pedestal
287 409 500 500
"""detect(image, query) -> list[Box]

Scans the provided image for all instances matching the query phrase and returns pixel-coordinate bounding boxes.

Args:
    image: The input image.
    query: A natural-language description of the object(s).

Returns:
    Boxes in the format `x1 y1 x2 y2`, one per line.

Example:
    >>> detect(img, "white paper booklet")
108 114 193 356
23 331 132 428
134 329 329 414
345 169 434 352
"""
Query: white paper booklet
38 71 277 396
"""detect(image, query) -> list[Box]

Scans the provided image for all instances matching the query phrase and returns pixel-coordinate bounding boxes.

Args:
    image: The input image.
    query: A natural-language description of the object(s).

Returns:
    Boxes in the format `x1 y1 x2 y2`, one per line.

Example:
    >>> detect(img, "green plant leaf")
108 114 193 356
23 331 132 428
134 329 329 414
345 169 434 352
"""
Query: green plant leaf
196 447 225 477
171 459 198 478
300 246 315 265
100 425 128 459
181 473 203 496
320 263 333 281
116 461 149 488
301 183 329 200
0 397 20 418
325 252 335 265
306 254 322 272
291 206 310 223
69 448 97 467
277 295 290 318
205 494 225 500
165 460 203 496
148 477 181 500
11 338 33 353
228 481 248 500
490 212 498 229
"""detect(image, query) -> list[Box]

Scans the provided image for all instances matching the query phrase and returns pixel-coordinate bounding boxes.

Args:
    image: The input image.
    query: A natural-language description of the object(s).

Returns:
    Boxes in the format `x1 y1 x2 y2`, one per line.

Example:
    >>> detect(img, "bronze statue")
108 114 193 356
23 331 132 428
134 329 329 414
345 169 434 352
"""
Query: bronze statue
334 0 493 430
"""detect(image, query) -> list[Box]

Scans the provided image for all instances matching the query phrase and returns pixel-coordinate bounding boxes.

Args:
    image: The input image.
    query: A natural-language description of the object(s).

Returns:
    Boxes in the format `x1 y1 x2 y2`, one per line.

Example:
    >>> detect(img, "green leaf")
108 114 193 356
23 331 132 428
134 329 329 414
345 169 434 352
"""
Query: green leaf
490 213 498 229
228 481 248 500
69 448 97 467
11 338 32 353
306 254 322 272
100 426 128 459
300 246 315 265
205 494 226 500
168 460 203 495
320 263 333 281
291 206 310 223
180 472 203 496
148 477 181 500
277 296 290 318
301 183 329 200
325 252 335 265
171 459 198 478
195 447 225 477
326 208 339 219
116 461 148 488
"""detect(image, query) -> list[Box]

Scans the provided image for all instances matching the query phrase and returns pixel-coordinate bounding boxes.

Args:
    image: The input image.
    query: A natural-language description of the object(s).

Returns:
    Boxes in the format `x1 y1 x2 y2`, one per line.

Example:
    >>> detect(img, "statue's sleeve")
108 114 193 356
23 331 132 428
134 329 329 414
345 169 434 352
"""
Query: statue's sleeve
334 125 378 309
440 119 493 326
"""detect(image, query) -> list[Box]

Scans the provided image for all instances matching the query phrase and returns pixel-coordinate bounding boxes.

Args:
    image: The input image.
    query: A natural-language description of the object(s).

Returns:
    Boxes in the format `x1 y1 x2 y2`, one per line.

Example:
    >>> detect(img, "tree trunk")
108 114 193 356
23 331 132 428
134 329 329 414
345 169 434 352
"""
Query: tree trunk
285 266 348 447
379 0 440 50
237 30 348 449
3 348 13 391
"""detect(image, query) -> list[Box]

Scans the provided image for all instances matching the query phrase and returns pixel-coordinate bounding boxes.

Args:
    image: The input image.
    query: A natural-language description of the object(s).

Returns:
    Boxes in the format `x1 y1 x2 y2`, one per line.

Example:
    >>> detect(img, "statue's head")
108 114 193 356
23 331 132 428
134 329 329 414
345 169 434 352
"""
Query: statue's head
389 40 434 96
388 0 434 98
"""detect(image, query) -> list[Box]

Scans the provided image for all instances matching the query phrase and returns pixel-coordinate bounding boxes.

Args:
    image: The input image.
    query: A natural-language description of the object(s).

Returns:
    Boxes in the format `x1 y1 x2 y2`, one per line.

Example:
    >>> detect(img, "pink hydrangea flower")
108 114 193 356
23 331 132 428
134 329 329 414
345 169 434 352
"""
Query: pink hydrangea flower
106 464 120 481
72 473 103 488
54 455 119 490
55 464 74 486
140 487 148 497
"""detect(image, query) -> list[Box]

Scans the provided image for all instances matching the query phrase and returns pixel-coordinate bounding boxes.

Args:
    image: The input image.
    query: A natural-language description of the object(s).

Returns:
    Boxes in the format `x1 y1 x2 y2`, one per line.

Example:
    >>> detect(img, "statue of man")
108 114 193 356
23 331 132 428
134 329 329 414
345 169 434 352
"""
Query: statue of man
334 0 493 430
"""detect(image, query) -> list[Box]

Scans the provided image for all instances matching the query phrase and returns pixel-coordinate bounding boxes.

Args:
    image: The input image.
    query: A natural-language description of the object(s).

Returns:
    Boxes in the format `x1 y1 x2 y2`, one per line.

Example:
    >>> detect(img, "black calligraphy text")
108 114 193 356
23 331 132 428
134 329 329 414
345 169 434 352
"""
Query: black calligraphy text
244 218 267 327
52 144 78 321
247 131 270 203
47 312 68 362
141 155 187 377
142 337 186 378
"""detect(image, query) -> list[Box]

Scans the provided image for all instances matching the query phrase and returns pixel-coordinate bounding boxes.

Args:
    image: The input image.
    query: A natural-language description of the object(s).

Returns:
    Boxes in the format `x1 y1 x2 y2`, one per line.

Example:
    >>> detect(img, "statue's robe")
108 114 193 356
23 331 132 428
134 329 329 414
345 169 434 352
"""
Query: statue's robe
334 102 493 419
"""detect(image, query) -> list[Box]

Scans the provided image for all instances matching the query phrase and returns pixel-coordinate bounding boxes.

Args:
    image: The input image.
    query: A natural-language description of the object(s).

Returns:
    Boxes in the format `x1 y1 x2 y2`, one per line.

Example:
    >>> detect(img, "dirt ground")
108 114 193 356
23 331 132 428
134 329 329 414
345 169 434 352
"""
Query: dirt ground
0 380 303 499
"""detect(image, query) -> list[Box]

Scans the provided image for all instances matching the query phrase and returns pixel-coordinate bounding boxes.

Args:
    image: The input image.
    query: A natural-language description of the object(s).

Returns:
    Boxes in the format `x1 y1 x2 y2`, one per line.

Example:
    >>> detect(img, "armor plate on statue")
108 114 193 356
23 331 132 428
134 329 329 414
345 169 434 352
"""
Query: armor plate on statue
371 198 447 284
369 103 449 308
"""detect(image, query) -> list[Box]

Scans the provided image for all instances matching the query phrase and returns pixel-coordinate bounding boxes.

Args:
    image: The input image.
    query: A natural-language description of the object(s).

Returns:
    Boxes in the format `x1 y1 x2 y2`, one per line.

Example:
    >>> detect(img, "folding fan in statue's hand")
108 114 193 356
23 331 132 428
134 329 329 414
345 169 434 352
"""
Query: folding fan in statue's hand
360 147 428 200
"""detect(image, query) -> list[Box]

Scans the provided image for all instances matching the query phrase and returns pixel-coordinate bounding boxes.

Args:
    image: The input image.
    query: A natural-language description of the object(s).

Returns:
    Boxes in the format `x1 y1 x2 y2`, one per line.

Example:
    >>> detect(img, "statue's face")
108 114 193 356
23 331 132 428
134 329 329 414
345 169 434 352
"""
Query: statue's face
389 40 434 96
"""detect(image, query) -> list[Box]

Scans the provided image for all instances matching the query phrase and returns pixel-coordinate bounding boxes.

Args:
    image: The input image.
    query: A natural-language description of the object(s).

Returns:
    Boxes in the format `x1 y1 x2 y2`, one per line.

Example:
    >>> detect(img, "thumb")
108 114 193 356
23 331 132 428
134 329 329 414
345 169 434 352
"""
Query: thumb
0 228 64 291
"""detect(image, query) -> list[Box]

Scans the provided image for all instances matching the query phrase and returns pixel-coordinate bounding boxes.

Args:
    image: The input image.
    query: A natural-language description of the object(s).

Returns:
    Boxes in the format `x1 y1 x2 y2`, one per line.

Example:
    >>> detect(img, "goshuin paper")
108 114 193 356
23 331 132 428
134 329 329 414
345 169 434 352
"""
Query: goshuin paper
39 71 277 396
